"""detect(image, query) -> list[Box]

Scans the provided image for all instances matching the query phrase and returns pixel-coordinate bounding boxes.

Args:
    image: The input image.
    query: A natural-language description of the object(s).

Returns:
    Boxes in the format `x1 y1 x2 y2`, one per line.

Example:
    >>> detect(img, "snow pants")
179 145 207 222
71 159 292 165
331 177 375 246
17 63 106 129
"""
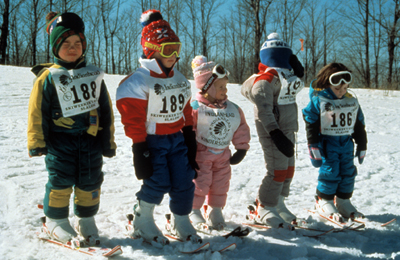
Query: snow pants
192 144 231 209
316 136 357 200
43 132 104 219
255 120 295 207
136 132 196 216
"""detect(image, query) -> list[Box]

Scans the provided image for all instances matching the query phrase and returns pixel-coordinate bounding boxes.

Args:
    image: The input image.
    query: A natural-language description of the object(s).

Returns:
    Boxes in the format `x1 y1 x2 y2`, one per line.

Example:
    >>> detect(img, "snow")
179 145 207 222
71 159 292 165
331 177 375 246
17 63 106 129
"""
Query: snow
1 64 400 260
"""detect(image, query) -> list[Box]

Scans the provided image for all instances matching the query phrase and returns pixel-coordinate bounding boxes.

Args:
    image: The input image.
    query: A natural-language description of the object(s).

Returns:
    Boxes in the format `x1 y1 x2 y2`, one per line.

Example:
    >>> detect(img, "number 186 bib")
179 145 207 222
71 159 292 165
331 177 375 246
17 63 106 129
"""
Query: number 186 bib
320 96 359 136
49 65 104 117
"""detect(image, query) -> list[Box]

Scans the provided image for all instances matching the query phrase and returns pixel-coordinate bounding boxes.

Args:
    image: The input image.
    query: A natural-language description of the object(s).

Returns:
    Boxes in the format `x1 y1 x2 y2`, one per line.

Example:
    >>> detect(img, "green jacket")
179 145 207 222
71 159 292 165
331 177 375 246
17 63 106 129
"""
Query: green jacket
27 57 116 157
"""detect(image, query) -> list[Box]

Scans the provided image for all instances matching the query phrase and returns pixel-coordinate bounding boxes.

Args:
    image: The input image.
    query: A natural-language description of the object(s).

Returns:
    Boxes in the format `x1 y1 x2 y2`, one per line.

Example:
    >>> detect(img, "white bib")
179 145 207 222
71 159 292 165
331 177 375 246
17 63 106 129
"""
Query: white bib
274 68 304 105
196 101 241 149
147 74 191 124
320 96 359 136
49 65 104 117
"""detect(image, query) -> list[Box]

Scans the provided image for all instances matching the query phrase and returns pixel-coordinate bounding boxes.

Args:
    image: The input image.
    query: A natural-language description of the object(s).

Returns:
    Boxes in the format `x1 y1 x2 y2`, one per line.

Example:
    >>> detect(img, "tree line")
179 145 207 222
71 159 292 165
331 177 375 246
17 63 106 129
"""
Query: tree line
1 0 400 90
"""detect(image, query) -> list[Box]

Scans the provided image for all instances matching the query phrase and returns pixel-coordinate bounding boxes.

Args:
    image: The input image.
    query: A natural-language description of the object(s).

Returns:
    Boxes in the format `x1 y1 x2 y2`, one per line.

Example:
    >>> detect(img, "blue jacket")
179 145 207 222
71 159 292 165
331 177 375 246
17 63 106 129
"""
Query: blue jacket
302 80 367 151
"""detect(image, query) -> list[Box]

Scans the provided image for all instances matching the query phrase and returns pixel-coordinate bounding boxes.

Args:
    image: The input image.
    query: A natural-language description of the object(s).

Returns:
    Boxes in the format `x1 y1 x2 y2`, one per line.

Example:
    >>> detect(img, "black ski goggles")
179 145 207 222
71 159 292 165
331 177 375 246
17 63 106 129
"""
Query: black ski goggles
46 13 85 35
201 64 229 94
329 71 352 86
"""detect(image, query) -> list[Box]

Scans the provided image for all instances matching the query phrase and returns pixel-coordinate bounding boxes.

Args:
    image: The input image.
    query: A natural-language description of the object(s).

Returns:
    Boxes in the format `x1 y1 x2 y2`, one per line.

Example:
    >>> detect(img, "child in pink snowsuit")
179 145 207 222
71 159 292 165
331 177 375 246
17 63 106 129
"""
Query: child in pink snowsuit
189 56 251 230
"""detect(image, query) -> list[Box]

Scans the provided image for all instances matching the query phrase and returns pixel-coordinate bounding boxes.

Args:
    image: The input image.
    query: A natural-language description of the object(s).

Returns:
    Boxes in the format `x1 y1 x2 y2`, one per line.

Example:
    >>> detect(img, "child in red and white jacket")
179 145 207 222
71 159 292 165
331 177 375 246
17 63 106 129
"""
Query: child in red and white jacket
189 56 251 230
116 10 200 245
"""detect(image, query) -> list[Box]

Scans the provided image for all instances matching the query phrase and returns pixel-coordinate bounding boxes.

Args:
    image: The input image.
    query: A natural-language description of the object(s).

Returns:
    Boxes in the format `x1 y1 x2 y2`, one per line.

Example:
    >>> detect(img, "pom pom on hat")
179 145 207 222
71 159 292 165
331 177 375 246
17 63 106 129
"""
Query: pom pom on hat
191 55 215 77
141 9 180 58
140 10 163 27
260 32 292 69
191 55 219 98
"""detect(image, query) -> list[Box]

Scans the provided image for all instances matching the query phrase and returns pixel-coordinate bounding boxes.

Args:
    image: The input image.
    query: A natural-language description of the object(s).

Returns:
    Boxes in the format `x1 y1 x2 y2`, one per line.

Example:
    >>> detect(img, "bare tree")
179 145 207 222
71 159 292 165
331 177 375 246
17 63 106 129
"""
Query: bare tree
242 0 272 73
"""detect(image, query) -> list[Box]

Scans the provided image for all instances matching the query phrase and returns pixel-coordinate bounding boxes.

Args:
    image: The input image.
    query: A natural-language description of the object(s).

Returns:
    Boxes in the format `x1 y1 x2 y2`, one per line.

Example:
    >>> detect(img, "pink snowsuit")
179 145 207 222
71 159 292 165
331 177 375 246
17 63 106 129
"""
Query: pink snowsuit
191 93 250 209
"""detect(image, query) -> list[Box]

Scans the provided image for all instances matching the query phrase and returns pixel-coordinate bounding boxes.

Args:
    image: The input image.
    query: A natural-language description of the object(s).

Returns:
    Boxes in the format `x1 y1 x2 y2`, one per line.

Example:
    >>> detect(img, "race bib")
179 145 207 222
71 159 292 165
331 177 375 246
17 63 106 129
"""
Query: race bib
49 65 104 117
196 101 241 149
320 96 359 136
275 68 304 105
147 76 191 124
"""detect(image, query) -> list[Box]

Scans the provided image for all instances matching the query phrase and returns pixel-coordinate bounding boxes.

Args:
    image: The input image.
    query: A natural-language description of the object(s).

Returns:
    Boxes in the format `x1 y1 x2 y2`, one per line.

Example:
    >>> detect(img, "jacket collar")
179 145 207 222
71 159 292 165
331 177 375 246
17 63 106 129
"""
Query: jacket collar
139 57 177 78
54 56 86 70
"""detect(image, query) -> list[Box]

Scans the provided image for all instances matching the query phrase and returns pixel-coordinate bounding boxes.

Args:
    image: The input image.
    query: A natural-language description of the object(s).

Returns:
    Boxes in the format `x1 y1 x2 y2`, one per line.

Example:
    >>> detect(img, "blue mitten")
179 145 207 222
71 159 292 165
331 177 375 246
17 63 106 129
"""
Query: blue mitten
308 144 322 168
355 150 366 164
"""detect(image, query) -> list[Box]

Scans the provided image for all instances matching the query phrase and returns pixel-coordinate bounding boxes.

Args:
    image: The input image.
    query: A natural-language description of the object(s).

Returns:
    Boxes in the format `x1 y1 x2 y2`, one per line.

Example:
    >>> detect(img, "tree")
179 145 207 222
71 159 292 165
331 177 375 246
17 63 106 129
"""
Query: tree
243 0 272 73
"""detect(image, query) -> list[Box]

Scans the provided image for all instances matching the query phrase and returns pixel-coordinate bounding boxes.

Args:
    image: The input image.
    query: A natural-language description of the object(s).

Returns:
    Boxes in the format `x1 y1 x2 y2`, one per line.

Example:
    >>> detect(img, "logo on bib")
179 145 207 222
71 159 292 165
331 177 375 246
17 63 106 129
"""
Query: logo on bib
154 83 164 95
324 102 334 112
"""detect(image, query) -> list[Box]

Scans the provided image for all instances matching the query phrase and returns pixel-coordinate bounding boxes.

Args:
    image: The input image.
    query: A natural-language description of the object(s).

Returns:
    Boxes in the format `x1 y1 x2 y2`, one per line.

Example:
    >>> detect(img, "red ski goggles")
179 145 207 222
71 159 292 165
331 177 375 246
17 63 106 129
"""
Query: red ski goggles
142 41 181 58
329 71 352 86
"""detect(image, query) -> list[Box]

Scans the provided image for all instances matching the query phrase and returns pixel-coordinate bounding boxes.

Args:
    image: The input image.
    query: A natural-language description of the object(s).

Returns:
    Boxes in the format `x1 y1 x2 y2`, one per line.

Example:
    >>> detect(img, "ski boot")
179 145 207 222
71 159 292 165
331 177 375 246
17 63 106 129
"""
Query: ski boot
255 201 294 230
167 213 202 243
75 216 100 246
205 206 226 231
190 208 211 233
45 217 79 245
131 200 169 246
335 197 364 220
315 196 343 222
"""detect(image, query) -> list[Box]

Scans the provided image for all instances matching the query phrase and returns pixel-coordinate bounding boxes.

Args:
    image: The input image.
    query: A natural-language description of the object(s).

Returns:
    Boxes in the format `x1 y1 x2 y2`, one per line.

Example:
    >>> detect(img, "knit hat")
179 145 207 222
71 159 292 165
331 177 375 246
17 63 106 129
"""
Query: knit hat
260 32 292 69
140 10 180 58
46 12 86 58
191 55 219 98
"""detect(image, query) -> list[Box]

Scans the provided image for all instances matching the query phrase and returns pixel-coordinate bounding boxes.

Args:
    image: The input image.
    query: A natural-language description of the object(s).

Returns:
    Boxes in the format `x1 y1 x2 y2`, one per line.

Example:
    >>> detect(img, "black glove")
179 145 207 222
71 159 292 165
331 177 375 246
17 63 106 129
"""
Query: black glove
182 126 199 170
269 129 294 158
289 54 304 78
103 149 116 158
230 149 247 165
132 142 153 180
29 147 47 157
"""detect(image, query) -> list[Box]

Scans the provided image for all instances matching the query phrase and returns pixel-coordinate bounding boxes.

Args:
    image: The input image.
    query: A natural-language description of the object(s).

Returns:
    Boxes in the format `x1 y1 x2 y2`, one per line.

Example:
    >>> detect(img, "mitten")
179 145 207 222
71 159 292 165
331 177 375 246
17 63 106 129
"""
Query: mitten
355 149 366 164
230 149 247 165
29 147 47 157
182 126 199 170
103 149 116 158
132 142 153 180
289 54 304 78
269 129 294 158
308 144 322 168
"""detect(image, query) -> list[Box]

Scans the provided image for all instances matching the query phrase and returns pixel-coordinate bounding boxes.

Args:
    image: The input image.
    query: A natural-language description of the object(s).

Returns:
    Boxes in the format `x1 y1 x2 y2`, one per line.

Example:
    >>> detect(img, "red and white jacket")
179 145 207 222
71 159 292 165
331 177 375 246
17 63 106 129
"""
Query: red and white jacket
116 58 194 143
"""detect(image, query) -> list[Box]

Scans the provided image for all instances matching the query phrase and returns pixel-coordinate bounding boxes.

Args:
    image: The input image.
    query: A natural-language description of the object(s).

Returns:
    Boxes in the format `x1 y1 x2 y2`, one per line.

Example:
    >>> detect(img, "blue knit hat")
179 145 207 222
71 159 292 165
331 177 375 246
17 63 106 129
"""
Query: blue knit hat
260 33 292 69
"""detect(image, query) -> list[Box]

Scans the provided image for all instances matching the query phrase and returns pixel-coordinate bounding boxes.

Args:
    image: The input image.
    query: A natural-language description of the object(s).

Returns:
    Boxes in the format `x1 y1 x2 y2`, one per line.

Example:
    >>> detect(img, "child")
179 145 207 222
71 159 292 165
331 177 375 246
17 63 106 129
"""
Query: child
189 56 251 231
241 33 305 229
116 10 200 245
27 12 116 245
302 62 367 221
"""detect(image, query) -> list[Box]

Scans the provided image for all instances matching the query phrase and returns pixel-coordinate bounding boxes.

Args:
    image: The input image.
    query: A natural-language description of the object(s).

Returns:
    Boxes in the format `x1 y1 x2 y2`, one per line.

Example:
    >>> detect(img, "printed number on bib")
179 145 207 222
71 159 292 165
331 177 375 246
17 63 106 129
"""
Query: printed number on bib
331 112 352 128
275 68 304 105
70 82 97 104
160 94 185 113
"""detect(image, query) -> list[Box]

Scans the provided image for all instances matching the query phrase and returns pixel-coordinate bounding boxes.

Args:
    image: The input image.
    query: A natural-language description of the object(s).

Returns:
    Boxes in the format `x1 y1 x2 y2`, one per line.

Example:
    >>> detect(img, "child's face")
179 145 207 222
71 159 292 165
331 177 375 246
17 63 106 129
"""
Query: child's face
152 52 177 69
214 78 228 101
58 35 83 63
330 83 348 99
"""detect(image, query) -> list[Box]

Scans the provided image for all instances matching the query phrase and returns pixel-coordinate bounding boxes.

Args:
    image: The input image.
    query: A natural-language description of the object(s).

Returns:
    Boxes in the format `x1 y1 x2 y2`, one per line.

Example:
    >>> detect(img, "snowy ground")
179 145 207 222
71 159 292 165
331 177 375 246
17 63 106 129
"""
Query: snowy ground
1 64 400 260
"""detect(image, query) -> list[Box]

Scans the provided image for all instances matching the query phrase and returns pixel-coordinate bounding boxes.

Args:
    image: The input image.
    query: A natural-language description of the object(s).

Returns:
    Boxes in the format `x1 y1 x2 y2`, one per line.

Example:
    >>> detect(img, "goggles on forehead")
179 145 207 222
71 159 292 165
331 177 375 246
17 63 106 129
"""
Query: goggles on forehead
201 64 229 93
143 41 181 58
329 71 352 86
46 13 85 35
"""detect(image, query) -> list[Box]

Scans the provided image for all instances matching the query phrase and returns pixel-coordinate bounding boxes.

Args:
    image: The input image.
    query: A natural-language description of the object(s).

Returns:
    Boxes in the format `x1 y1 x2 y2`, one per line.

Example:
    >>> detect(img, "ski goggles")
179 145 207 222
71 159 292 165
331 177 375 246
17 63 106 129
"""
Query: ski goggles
329 71 352 86
46 13 85 35
142 41 181 58
201 64 230 93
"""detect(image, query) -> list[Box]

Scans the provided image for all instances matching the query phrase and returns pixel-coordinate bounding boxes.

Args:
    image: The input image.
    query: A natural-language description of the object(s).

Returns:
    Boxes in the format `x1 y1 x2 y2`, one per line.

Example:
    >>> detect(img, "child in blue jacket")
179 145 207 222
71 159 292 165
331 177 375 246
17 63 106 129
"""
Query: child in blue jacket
302 63 367 222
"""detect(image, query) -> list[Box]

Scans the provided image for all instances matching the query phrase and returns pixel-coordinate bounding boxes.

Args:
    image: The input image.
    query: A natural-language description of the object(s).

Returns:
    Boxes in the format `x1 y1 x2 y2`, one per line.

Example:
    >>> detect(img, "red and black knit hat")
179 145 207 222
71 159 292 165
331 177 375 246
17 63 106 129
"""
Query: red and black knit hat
140 10 180 58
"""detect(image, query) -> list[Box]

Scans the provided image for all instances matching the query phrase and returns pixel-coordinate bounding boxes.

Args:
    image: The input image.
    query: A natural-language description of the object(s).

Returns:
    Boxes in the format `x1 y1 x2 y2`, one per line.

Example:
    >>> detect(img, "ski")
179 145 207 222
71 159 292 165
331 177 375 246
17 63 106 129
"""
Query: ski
37 205 123 256
307 209 365 230
212 243 237 253
222 226 250 238
353 217 396 227
37 232 122 257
